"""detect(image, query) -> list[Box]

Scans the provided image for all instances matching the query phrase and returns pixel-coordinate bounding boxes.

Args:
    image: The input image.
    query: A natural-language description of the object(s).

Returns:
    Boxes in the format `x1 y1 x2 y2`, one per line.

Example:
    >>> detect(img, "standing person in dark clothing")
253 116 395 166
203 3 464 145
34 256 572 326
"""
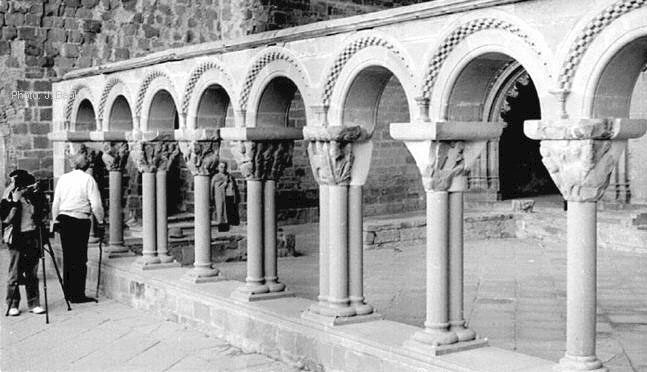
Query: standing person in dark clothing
2 170 47 316
51 154 104 303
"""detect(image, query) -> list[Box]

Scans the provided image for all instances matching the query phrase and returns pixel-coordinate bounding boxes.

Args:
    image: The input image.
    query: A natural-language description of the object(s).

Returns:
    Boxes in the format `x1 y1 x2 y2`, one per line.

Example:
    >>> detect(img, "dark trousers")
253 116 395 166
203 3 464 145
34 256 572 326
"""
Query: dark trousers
6 230 41 309
57 215 91 300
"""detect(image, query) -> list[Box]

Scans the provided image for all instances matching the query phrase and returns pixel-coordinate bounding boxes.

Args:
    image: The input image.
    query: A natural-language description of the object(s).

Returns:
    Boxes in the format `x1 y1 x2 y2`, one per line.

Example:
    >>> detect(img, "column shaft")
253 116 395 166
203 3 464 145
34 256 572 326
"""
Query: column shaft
449 191 476 341
194 175 212 269
348 186 372 315
242 180 268 293
140 172 159 264
318 185 329 305
156 171 172 262
566 202 598 357
263 180 284 292
328 185 350 309
426 191 450 329
108 170 124 250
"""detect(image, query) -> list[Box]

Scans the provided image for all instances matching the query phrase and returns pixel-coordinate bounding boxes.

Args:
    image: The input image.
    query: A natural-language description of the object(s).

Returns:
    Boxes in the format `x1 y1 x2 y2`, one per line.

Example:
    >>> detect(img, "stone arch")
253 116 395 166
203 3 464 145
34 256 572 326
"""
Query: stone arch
241 48 313 127
557 0 647 94
320 33 416 110
561 4 647 117
65 84 96 130
420 15 553 119
181 60 238 129
136 71 181 131
238 47 312 117
99 79 135 131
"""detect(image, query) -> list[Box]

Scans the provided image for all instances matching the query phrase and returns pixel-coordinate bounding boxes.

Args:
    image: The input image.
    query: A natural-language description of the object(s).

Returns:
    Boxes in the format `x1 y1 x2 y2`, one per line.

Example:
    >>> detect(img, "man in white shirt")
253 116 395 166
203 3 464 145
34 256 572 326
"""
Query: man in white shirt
52 154 104 303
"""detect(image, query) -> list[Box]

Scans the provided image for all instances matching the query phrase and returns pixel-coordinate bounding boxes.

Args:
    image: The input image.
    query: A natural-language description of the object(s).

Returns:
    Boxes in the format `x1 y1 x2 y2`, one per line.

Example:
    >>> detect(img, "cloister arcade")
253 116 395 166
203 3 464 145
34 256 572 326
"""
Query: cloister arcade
48 0 647 370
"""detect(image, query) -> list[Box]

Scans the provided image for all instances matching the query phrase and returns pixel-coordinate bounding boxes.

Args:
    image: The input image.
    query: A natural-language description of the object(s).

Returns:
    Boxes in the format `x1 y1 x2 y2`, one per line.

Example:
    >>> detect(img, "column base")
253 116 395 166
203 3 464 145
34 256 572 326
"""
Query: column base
351 300 374 316
106 244 134 258
88 236 101 244
157 254 177 264
556 355 608 372
449 322 477 342
404 336 487 356
230 289 295 302
131 255 161 270
301 305 383 326
265 280 286 293
181 267 223 284
411 328 460 347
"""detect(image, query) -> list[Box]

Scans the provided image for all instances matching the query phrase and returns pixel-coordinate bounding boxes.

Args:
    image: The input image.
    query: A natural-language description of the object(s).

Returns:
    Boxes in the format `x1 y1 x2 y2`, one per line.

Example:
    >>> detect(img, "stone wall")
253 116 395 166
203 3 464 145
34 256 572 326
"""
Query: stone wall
0 0 422 222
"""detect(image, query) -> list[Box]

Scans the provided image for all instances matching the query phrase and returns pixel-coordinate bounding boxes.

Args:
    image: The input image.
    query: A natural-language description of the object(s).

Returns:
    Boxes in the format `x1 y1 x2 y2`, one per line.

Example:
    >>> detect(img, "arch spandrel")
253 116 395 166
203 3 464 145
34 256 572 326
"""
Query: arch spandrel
136 71 181 131
181 60 238 129
240 47 314 128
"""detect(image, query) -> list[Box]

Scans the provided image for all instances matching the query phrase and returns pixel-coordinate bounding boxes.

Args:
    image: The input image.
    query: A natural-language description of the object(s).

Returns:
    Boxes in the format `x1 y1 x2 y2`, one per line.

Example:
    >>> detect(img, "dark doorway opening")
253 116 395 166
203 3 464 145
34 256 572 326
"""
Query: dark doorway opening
498 76 558 199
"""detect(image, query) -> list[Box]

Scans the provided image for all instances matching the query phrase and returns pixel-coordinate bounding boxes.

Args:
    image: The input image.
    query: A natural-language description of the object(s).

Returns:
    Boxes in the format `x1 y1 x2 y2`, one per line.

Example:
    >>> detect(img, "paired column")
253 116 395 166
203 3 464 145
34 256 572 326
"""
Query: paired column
155 142 181 265
131 141 161 269
230 140 294 301
302 126 379 325
102 142 131 257
525 118 646 372
390 121 502 354
181 141 222 283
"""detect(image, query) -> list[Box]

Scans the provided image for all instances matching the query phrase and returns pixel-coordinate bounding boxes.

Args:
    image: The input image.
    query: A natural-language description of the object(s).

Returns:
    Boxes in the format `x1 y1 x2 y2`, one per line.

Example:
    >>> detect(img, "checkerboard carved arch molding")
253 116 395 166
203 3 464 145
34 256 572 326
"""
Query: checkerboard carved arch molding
238 48 305 112
64 84 93 127
135 70 173 118
320 35 413 107
419 18 544 99
181 60 232 117
97 77 125 123
558 0 647 91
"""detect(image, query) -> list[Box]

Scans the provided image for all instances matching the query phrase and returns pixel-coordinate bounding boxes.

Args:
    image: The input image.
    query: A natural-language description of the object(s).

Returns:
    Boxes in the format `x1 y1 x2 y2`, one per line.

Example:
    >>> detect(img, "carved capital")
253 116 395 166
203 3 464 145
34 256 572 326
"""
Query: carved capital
539 139 626 202
231 141 294 181
102 142 130 171
184 141 220 176
130 141 157 173
416 141 466 192
307 140 354 186
154 141 181 172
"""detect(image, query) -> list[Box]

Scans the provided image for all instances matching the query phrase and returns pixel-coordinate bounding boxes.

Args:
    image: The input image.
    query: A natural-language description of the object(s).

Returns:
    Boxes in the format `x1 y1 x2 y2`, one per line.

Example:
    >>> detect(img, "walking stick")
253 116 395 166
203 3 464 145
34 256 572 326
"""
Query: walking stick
42 227 71 312
96 237 102 301
38 227 49 324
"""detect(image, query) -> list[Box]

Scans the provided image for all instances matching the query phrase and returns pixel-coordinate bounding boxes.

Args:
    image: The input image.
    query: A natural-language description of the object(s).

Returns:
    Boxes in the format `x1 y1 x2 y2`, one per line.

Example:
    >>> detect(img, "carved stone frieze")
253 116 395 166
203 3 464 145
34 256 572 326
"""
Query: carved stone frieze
102 141 130 171
184 141 220 176
539 139 626 202
231 141 294 181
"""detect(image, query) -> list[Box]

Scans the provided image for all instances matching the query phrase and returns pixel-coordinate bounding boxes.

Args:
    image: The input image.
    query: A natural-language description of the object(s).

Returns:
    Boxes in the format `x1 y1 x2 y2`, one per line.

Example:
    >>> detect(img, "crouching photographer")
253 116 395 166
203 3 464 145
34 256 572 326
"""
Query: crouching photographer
1 170 49 316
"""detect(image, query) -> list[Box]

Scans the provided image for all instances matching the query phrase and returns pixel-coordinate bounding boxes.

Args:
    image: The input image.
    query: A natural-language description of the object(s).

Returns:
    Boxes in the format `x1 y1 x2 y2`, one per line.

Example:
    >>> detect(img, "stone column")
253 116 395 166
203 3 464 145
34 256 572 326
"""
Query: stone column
182 141 222 283
131 141 161 269
85 148 103 244
153 142 181 266
448 178 477 342
230 141 294 301
302 126 380 325
525 118 646 372
102 142 131 257
391 122 502 355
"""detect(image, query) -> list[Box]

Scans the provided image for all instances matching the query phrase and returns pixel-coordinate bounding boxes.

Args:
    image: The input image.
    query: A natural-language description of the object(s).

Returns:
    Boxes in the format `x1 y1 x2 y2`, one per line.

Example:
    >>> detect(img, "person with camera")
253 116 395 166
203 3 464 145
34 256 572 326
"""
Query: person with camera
51 154 104 304
2 170 47 316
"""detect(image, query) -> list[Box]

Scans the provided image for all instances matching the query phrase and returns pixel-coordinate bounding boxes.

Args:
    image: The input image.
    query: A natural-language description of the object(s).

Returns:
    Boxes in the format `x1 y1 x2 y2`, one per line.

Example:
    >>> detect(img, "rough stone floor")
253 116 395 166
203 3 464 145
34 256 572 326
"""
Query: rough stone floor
217 223 647 372
0 247 298 372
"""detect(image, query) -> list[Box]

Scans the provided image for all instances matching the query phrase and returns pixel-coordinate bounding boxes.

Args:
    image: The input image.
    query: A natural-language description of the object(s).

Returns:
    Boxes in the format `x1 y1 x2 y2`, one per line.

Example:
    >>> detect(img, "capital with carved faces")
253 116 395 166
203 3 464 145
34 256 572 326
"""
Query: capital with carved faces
304 126 365 186
525 118 647 202
102 142 130 171
184 141 220 177
154 141 181 172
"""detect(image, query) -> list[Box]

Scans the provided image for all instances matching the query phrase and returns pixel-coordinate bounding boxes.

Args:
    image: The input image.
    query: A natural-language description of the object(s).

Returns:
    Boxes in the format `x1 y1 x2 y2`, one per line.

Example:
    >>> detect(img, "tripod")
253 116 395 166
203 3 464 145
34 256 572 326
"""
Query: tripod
4 225 71 324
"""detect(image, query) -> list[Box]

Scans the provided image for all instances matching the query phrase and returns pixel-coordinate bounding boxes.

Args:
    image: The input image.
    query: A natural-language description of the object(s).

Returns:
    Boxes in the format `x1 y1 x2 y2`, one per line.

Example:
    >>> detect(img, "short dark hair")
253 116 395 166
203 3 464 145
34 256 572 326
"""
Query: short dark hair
14 172 36 189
